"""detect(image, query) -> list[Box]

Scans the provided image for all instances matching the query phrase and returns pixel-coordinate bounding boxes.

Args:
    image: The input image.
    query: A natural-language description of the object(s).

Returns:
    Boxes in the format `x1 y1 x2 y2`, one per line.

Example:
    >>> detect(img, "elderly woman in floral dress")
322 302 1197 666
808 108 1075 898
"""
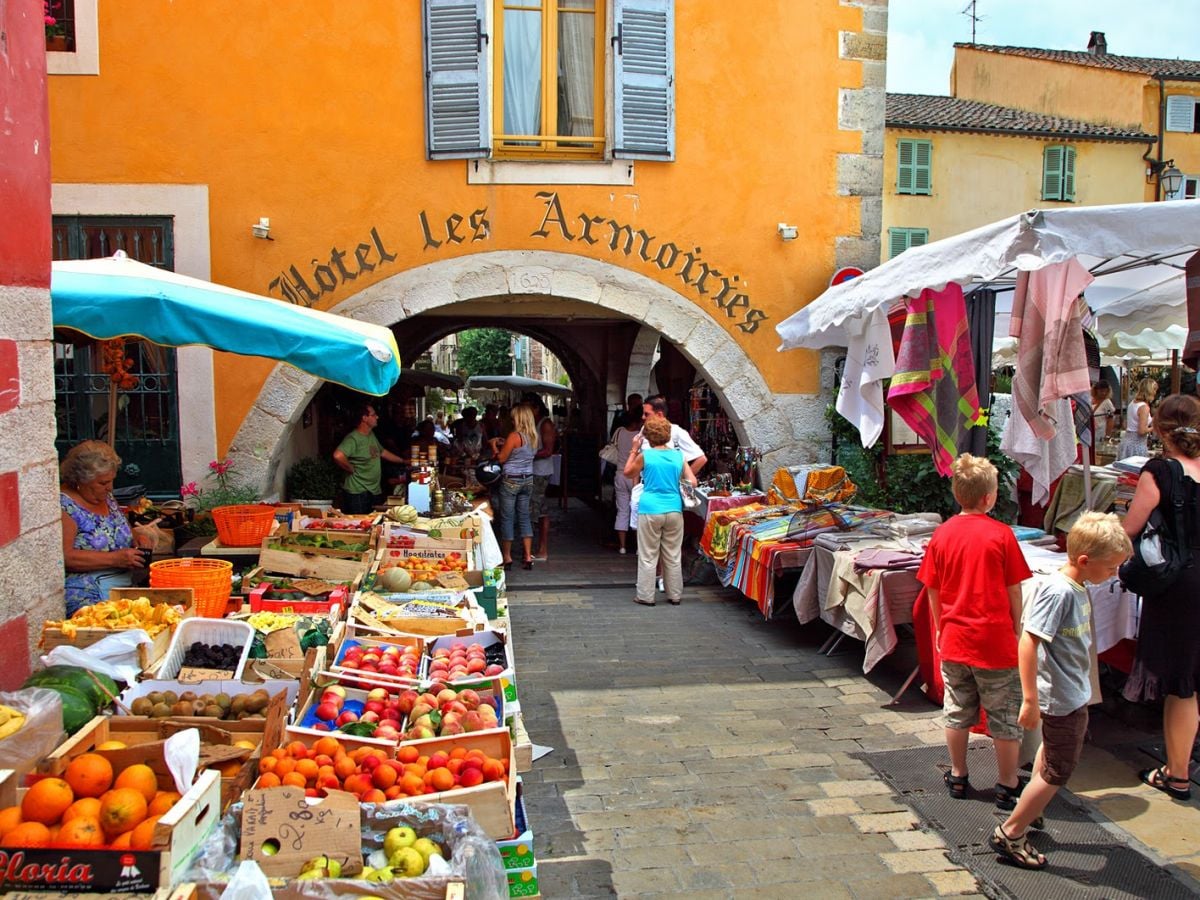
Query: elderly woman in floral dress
60 441 147 616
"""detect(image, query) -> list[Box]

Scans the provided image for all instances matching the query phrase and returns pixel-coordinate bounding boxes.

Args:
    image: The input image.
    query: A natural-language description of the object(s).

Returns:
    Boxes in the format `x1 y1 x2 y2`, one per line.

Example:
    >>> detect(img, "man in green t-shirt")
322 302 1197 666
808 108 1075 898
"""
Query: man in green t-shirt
333 403 404 513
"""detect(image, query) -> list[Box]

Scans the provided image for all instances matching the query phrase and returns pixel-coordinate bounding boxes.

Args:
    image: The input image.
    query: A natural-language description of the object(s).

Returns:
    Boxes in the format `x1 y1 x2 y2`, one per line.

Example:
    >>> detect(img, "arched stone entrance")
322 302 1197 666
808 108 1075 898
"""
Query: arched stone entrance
227 251 833 494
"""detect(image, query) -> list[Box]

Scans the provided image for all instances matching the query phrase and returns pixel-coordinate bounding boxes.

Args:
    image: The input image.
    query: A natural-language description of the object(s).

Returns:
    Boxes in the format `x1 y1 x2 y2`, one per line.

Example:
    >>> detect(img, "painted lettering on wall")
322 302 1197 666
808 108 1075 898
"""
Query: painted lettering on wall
419 208 491 249
268 227 397 307
530 192 767 334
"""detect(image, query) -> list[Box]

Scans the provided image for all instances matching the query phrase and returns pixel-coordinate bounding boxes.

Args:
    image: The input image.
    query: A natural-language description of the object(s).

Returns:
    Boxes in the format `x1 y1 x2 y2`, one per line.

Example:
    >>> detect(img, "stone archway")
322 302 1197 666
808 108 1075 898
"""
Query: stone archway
227 251 832 494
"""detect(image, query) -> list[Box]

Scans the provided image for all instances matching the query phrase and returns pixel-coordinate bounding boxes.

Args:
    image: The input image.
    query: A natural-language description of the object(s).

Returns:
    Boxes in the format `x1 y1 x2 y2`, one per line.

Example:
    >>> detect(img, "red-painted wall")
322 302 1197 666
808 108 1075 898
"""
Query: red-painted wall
0 2 52 287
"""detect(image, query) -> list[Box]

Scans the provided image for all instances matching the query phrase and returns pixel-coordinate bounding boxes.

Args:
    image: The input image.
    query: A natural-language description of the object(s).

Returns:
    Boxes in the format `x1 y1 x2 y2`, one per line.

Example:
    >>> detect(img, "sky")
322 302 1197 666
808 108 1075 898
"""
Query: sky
886 0 1200 95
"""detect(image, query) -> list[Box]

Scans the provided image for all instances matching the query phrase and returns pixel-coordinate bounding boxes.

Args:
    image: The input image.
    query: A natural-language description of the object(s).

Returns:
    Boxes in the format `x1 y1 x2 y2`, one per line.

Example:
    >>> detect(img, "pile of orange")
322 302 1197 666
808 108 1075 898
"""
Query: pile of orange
0 755 182 850
255 736 508 801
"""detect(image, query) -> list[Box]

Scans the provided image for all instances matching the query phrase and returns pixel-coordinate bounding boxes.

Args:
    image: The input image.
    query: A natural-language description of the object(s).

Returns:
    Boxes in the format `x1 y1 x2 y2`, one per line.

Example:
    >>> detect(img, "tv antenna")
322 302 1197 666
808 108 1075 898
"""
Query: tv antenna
961 0 984 44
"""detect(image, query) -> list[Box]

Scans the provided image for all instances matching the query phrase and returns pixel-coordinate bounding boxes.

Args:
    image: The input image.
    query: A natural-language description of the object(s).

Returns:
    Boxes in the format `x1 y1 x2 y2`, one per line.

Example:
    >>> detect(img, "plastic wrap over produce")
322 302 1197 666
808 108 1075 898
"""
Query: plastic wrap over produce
185 799 507 900
0 688 64 778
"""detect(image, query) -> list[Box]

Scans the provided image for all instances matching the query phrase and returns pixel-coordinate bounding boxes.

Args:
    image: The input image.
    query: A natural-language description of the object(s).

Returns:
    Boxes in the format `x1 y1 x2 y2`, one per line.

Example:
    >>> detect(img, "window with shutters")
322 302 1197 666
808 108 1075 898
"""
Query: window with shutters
422 0 675 162
1165 95 1200 133
1169 175 1199 201
888 228 928 259
896 139 932 195
1041 144 1076 202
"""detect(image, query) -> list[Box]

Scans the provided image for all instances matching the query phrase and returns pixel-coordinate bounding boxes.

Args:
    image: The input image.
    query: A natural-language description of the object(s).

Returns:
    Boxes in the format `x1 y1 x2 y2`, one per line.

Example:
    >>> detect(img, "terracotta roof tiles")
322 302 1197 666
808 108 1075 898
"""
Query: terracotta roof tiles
954 43 1200 79
886 93 1153 142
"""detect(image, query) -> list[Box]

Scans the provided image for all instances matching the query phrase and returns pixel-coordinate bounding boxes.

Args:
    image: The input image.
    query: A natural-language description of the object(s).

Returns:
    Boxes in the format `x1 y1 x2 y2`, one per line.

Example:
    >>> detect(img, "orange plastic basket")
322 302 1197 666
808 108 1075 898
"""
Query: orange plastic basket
150 558 233 618
211 504 277 547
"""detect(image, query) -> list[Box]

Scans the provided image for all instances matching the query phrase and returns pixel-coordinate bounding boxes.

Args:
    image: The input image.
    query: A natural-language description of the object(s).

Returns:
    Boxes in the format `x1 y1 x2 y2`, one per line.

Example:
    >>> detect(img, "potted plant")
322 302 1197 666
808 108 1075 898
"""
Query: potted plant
44 0 68 51
177 458 263 540
285 456 342 506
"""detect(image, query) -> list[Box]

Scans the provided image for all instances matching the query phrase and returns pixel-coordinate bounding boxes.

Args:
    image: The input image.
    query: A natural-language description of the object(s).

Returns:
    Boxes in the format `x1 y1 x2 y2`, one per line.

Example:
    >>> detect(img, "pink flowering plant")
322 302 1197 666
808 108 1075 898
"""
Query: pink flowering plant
181 458 260 513
45 0 64 38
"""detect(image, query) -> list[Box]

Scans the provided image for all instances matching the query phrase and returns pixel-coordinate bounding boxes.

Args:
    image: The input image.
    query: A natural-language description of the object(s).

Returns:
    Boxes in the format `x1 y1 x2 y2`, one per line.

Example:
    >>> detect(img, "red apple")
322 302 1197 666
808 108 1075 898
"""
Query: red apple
315 701 340 722
360 710 381 724
380 718 402 731
336 710 359 726
366 687 389 702
312 722 331 731
484 664 504 676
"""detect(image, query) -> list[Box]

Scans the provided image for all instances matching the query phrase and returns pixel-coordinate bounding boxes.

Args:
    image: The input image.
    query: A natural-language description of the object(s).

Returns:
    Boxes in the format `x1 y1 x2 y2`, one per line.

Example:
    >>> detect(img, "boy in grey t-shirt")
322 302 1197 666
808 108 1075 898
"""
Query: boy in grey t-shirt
990 512 1132 870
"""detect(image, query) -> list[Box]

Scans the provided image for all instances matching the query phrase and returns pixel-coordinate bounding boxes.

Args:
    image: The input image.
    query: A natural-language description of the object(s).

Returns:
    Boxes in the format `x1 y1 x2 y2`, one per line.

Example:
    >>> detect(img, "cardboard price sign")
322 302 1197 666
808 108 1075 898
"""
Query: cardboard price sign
177 666 235 684
265 628 303 660
240 787 362 877
436 571 470 591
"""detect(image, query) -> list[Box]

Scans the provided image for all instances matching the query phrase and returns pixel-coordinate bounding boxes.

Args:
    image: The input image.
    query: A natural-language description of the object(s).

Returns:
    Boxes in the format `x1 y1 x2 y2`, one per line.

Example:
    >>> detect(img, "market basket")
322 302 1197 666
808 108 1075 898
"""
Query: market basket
150 558 232 618
211 504 277 547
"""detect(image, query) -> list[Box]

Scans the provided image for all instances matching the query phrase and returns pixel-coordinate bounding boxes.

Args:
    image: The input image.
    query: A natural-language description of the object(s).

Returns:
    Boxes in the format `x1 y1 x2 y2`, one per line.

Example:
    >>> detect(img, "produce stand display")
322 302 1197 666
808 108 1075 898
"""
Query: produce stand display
4 508 535 898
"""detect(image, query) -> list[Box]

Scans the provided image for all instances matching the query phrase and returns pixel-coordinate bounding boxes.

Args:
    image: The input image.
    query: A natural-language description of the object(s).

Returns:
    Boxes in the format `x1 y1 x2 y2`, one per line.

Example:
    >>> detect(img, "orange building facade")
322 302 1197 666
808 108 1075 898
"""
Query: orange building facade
46 0 887 493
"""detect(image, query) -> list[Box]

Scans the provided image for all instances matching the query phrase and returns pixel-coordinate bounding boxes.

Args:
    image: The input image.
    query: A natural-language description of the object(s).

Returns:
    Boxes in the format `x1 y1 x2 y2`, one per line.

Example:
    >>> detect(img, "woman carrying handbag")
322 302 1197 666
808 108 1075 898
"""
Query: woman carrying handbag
1121 394 1200 800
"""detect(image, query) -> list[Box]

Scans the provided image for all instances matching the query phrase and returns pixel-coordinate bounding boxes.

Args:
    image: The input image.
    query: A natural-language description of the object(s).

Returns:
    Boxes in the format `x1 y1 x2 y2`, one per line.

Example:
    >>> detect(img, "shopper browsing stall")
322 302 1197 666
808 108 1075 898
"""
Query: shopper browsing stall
491 403 539 570
625 416 697 606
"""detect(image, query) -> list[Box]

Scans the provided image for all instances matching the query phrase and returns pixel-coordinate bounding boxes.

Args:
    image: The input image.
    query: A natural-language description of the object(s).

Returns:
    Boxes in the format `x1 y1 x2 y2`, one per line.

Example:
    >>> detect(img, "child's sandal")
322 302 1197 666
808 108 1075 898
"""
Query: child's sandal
990 825 1046 869
994 780 1023 811
943 770 970 799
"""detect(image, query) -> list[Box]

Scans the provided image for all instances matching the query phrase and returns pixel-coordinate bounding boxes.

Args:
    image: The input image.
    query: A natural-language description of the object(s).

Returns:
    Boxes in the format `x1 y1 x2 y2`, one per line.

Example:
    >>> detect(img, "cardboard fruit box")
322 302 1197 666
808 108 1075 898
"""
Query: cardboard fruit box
0 764 220 894
397 731 516 840
424 630 517 705
40 588 194 672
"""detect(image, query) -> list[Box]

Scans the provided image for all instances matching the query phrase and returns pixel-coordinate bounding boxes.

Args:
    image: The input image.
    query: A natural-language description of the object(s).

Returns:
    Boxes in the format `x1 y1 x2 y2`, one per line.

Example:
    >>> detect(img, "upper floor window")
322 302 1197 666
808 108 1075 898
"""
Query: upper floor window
423 0 674 162
888 227 928 259
1167 174 1199 201
1041 144 1076 202
496 1 604 159
1166 95 1200 133
896 139 932 195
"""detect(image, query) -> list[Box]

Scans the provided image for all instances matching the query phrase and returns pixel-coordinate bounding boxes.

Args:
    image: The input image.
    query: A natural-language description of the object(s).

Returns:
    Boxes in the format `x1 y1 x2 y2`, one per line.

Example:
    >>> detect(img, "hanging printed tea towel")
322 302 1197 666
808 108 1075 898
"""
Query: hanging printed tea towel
836 307 895 447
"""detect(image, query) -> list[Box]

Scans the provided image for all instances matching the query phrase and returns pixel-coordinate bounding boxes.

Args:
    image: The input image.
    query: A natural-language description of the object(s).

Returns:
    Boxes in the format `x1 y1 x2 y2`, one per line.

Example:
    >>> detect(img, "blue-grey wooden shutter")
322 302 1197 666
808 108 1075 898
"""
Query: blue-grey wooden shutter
888 228 909 259
423 0 490 159
1042 145 1063 200
612 0 675 160
1165 95 1195 132
1062 145 1076 201
896 140 915 193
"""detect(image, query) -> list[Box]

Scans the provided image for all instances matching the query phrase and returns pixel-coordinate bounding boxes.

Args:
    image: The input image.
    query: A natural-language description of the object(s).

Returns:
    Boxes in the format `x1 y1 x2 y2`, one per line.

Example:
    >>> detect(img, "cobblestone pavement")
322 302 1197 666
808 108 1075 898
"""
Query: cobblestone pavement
507 503 1200 897
506 504 978 899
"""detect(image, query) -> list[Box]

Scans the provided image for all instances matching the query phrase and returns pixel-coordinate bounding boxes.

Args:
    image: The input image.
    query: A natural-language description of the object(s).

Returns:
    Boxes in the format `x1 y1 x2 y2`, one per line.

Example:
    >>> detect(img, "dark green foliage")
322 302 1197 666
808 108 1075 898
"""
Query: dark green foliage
286 456 343 502
826 406 1018 523
456 329 513 377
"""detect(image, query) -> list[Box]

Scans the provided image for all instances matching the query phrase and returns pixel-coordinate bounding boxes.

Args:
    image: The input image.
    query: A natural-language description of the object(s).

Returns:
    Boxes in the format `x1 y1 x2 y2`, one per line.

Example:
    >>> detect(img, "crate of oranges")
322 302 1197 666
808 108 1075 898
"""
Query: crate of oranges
0 747 220 893
254 730 516 839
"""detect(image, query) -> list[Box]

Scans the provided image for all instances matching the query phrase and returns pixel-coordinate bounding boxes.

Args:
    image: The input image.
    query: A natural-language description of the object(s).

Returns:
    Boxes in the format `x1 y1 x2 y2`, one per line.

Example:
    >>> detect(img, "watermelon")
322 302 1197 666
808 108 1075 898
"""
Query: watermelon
54 686 96 734
23 665 118 710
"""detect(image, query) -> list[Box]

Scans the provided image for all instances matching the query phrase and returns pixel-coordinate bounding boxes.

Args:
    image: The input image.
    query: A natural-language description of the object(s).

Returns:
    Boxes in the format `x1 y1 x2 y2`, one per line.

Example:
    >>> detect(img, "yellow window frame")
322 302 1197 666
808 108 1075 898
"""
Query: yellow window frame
493 0 607 160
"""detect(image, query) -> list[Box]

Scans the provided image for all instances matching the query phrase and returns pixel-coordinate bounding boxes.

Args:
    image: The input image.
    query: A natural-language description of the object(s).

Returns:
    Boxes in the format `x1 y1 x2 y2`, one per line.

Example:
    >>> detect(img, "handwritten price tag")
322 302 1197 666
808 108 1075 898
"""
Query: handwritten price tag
177 666 233 684
241 787 362 877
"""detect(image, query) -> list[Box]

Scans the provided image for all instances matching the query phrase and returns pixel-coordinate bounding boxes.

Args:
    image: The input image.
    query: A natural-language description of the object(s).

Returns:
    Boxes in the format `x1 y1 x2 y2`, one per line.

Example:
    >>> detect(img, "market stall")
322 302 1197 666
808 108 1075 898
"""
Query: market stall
4 505 533 898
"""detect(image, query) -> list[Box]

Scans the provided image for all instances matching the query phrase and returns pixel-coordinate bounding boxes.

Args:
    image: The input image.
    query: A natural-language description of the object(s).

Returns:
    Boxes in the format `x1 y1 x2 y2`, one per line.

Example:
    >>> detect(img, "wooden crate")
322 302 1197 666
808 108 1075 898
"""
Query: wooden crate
511 711 532 774
40 588 194 671
0 766 220 893
259 534 374 582
396 730 516 839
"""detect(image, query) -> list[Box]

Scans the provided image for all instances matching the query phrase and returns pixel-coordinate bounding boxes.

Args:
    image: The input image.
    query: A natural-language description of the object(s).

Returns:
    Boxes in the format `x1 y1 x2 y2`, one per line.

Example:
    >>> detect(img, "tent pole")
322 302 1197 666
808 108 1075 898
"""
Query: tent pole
1172 350 1181 394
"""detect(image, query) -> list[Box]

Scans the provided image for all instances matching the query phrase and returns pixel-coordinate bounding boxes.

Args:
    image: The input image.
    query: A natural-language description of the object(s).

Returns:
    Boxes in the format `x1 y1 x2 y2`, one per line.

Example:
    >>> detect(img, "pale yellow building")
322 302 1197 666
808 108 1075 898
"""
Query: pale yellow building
882 93 1152 260
952 34 1200 203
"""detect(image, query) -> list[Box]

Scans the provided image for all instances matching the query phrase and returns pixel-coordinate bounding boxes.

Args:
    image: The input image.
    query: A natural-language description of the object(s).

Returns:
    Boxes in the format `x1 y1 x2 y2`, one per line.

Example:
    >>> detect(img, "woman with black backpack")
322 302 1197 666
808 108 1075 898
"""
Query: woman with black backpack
1122 394 1200 800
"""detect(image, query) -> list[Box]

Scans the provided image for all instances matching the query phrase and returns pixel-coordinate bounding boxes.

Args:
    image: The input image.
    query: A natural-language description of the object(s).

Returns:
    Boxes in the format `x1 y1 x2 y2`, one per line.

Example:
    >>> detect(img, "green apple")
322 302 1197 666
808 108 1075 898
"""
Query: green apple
365 866 394 883
389 846 426 878
411 837 443 862
383 826 418 858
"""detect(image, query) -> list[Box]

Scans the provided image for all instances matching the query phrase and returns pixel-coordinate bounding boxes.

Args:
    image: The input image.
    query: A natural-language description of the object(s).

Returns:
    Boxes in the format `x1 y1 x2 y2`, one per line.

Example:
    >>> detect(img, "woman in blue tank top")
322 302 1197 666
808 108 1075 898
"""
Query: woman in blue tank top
623 416 697 606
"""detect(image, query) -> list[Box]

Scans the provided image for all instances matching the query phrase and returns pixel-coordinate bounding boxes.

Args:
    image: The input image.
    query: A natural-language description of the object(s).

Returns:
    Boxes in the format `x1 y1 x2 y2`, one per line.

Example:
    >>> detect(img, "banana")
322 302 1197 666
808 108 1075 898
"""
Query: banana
0 709 26 740
0 706 10 727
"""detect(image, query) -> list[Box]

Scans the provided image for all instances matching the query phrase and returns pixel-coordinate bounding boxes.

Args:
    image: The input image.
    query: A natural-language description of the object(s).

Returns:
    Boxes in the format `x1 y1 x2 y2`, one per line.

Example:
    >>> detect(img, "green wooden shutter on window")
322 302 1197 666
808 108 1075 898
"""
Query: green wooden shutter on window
612 0 676 160
909 229 928 248
1042 145 1064 200
888 229 908 259
422 0 490 160
897 140 915 193
913 140 932 194
1063 146 1076 201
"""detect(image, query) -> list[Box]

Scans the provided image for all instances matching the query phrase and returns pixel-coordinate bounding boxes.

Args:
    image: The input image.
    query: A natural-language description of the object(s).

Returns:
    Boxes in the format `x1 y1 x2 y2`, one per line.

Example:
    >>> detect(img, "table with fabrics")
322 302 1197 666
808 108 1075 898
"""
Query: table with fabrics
699 502 894 618
691 489 766 523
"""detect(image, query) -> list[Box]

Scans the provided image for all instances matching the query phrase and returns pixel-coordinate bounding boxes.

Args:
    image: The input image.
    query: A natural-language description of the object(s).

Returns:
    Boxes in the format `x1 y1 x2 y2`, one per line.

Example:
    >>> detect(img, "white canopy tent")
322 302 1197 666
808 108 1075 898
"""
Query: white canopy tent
777 201 1200 354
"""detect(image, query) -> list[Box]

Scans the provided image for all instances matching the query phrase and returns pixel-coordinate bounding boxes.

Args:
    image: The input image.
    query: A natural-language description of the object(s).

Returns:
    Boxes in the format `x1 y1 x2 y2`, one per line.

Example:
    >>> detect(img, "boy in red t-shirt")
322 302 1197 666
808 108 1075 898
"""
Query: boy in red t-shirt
917 454 1032 809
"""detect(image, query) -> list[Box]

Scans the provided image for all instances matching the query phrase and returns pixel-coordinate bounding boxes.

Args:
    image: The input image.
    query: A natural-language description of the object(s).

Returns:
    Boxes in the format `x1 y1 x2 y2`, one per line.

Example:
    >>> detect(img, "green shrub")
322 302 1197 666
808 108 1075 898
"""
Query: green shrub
285 456 342 502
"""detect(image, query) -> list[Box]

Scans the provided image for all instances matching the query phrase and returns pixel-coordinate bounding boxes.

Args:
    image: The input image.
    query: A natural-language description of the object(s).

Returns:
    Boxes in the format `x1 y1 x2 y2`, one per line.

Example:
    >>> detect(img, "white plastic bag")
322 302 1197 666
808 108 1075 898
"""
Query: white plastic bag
41 629 150 685
0 688 65 778
629 483 643 530
219 860 272 900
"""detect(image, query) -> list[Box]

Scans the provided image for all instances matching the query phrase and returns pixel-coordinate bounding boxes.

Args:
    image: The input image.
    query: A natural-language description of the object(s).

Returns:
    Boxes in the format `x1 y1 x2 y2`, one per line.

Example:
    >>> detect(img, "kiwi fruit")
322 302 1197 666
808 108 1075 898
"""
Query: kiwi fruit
246 695 269 714
147 691 164 705
151 701 171 718
203 705 223 718
162 691 179 706
215 693 232 710
171 701 192 717
179 691 197 703
192 700 208 715
230 695 247 715
130 697 154 716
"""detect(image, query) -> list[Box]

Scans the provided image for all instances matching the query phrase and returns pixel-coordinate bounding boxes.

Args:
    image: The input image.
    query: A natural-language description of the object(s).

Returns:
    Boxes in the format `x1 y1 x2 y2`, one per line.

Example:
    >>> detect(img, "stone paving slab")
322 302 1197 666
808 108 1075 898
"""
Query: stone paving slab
505 506 1191 896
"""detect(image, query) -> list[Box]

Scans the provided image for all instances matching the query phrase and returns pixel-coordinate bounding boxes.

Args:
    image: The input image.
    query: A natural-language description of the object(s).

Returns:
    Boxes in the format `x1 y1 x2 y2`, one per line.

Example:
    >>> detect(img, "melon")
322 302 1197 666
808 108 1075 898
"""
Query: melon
409 581 434 593
377 567 413 593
